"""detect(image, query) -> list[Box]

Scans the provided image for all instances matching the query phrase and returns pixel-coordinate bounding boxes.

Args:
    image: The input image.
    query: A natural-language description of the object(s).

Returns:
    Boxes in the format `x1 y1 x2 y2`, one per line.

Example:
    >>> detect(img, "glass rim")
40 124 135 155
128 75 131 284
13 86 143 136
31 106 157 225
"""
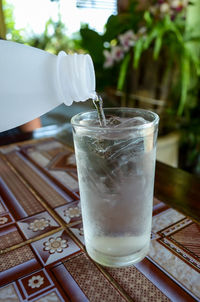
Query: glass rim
71 107 159 132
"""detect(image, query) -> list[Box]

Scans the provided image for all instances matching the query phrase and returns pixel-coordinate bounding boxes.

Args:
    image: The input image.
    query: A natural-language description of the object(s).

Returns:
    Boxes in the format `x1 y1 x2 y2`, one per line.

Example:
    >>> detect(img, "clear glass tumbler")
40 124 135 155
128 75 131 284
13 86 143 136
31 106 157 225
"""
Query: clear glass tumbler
71 108 159 267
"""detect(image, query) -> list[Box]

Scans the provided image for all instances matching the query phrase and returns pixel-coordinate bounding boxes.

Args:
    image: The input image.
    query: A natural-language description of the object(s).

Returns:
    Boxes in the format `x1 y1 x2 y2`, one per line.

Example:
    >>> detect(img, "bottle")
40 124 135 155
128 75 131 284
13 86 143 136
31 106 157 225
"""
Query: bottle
0 40 96 132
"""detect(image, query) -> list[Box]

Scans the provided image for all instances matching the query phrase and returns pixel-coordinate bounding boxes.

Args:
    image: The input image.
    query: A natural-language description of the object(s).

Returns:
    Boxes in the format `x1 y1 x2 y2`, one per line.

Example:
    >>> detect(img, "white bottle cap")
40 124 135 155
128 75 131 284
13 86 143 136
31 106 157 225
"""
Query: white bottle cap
57 51 96 106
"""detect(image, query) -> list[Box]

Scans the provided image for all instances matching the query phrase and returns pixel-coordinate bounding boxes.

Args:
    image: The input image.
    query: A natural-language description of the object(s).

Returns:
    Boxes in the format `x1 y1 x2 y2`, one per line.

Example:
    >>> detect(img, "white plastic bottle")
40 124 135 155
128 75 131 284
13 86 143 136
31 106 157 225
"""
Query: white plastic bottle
0 40 96 132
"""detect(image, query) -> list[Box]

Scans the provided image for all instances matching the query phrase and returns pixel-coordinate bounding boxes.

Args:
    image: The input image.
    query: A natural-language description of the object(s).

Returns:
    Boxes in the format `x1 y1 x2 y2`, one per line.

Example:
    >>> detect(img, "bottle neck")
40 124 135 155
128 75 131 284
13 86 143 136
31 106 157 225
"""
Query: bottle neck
57 51 96 106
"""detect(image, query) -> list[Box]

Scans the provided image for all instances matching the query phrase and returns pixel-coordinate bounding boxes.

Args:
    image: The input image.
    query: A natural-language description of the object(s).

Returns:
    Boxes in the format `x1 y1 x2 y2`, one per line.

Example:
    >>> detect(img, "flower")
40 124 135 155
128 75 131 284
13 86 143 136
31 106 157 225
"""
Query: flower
43 237 68 254
149 0 188 19
66 154 76 166
103 27 148 69
160 3 170 13
64 206 81 219
103 46 124 68
137 27 147 36
170 0 187 11
0 216 8 225
111 46 124 62
28 218 50 232
79 227 84 236
171 0 182 8
103 50 115 68
149 5 159 15
118 30 137 51
28 275 44 289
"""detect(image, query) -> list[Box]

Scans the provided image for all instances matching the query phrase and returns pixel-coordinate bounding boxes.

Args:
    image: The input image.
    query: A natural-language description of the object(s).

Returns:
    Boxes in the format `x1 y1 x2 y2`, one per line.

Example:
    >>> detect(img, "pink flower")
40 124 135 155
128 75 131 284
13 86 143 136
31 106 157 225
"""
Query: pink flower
118 30 137 51
111 46 124 62
103 46 124 68
103 50 114 68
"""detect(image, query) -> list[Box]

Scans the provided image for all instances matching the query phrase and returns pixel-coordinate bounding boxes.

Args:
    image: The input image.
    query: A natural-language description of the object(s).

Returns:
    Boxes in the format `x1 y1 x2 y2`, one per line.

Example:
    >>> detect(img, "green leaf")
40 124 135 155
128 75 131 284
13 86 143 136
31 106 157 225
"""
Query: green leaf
164 18 183 44
153 33 163 59
184 35 200 42
80 28 104 63
178 54 190 116
117 53 131 91
133 39 144 68
104 14 131 41
187 47 200 75
143 27 159 50
144 11 152 26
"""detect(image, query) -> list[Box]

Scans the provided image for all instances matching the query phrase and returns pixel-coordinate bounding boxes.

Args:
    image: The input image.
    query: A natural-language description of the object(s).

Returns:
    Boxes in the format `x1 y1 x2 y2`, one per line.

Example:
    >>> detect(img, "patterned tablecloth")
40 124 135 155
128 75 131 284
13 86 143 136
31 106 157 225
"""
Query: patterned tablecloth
0 138 199 302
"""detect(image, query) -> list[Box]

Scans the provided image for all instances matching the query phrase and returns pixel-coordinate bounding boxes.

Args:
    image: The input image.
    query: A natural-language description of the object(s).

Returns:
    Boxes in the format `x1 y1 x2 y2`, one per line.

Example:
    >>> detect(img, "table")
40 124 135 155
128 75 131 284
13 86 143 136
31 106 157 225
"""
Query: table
0 136 199 301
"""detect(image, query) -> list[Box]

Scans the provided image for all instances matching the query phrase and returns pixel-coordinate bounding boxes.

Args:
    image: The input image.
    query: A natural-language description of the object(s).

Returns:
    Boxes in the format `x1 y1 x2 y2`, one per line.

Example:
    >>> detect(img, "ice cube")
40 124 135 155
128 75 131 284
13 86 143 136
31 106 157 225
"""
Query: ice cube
106 116 121 126
114 117 148 128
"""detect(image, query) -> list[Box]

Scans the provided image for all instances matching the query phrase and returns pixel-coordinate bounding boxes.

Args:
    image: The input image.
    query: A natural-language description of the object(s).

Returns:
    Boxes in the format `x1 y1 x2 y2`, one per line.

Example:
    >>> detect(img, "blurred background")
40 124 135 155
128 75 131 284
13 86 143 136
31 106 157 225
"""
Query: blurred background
0 0 200 175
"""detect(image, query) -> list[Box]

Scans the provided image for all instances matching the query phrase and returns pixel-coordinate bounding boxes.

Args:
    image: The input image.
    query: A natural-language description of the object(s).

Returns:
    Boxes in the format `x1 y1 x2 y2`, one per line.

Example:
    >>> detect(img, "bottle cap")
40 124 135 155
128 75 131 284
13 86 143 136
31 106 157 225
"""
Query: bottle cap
57 51 96 105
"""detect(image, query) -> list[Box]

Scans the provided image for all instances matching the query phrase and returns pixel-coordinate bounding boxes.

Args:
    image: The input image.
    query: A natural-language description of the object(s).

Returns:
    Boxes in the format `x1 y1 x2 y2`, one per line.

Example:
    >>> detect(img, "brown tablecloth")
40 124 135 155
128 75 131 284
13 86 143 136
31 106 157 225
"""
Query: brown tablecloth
0 138 199 301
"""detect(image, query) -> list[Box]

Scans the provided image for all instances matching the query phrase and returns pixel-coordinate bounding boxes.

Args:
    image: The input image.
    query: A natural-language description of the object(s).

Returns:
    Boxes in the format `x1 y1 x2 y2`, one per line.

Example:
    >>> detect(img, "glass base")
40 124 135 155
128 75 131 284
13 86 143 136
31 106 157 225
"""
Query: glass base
86 242 150 267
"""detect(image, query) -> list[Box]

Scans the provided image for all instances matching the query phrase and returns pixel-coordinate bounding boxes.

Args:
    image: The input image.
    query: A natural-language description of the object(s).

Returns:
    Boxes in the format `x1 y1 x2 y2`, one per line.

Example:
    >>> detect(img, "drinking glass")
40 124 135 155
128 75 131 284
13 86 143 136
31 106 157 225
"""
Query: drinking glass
71 108 159 267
